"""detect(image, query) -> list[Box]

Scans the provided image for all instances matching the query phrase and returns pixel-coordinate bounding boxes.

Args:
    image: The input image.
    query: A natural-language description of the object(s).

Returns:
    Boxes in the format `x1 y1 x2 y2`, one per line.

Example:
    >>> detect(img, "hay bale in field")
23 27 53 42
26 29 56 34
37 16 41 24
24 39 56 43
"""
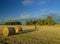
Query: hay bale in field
0 27 16 37
15 26 19 33
8 27 15 35
0 27 9 37
18 27 22 31
15 26 22 33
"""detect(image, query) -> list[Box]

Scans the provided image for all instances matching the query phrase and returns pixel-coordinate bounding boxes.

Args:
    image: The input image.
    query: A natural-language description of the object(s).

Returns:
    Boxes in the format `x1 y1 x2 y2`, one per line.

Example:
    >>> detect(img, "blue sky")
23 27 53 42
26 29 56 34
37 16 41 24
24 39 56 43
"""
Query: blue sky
0 0 60 22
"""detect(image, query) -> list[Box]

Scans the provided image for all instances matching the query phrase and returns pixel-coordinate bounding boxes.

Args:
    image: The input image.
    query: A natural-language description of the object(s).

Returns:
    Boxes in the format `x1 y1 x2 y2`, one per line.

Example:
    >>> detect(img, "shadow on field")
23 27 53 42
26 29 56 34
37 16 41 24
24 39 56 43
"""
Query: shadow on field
19 29 37 34
0 29 38 44
9 29 37 36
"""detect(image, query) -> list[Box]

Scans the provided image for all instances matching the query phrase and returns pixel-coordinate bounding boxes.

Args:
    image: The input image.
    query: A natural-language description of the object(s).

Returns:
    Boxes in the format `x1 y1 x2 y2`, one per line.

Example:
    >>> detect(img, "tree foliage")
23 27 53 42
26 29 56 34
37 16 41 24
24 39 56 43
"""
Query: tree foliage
26 16 56 26
26 20 33 25
46 16 56 25
5 21 22 25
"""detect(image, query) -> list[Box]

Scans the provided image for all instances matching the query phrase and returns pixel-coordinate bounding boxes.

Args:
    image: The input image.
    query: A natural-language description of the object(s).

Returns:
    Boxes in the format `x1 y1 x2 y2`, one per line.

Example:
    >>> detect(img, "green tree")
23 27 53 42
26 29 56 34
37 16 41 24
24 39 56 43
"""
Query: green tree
46 16 56 25
26 21 30 25
26 20 33 25
25 16 56 25
29 20 33 25
33 20 37 25
5 21 22 25
36 18 42 25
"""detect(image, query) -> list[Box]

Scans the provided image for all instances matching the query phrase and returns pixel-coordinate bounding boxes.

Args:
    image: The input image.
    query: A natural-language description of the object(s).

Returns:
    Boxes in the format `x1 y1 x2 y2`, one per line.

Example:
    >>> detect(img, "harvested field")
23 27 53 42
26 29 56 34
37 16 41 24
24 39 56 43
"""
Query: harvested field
0 25 60 44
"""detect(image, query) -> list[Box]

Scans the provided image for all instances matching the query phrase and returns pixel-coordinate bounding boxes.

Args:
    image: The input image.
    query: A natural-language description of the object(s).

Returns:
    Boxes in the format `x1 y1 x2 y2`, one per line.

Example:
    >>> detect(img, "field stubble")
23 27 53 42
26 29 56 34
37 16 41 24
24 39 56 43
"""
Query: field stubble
0 25 60 44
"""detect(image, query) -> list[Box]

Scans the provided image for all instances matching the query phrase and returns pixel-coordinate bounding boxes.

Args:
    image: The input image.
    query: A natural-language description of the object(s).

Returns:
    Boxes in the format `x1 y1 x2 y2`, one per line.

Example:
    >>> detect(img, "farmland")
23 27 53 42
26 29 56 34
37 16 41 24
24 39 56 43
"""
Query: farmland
0 25 60 44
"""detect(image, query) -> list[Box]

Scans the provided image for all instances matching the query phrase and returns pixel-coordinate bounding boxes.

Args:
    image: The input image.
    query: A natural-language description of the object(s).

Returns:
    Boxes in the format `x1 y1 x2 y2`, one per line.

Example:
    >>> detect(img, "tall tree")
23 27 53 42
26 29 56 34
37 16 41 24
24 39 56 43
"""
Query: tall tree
26 20 33 25
29 20 33 25
46 16 56 25
26 21 30 25
36 18 42 25
33 20 37 25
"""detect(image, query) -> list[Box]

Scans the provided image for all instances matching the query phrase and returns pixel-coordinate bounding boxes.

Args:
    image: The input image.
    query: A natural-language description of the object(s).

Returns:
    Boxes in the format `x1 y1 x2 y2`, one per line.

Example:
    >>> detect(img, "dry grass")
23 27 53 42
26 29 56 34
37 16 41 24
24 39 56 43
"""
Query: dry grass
0 25 60 44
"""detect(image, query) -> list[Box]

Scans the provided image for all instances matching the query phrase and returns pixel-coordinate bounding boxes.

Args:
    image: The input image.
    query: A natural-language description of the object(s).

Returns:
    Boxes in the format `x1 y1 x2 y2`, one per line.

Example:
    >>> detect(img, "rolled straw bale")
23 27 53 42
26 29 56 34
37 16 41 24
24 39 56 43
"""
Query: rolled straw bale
18 27 22 31
15 26 22 33
15 26 19 33
0 27 9 37
0 26 16 37
7 27 15 35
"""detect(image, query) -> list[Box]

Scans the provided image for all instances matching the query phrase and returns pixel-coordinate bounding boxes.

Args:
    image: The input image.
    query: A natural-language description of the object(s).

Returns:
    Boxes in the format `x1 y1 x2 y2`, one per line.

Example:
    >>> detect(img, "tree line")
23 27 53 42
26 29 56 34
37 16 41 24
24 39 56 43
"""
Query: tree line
5 21 22 25
26 16 56 26
5 16 57 25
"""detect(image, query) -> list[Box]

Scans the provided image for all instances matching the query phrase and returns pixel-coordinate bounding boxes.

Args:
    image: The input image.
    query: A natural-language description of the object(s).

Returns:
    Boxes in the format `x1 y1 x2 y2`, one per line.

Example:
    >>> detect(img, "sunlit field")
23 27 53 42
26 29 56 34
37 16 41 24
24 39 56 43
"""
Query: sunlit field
0 25 60 44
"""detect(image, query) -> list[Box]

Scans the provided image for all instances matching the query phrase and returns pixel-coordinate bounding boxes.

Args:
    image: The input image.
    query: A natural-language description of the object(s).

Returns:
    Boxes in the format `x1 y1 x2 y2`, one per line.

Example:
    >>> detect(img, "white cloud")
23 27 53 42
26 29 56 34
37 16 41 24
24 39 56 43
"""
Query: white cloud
38 1 46 5
37 9 60 19
41 9 48 12
0 13 33 22
21 0 49 6
19 13 33 19
22 0 34 6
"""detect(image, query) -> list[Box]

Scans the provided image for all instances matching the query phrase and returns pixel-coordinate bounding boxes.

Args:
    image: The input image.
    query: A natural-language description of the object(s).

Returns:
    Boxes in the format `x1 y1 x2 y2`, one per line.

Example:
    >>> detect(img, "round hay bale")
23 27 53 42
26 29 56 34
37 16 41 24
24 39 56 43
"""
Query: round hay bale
0 27 16 37
7 27 15 35
7 25 19 33
18 27 23 32
19 27 22 31
15 26 19 33
0 27 9 37
15 26 22 33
